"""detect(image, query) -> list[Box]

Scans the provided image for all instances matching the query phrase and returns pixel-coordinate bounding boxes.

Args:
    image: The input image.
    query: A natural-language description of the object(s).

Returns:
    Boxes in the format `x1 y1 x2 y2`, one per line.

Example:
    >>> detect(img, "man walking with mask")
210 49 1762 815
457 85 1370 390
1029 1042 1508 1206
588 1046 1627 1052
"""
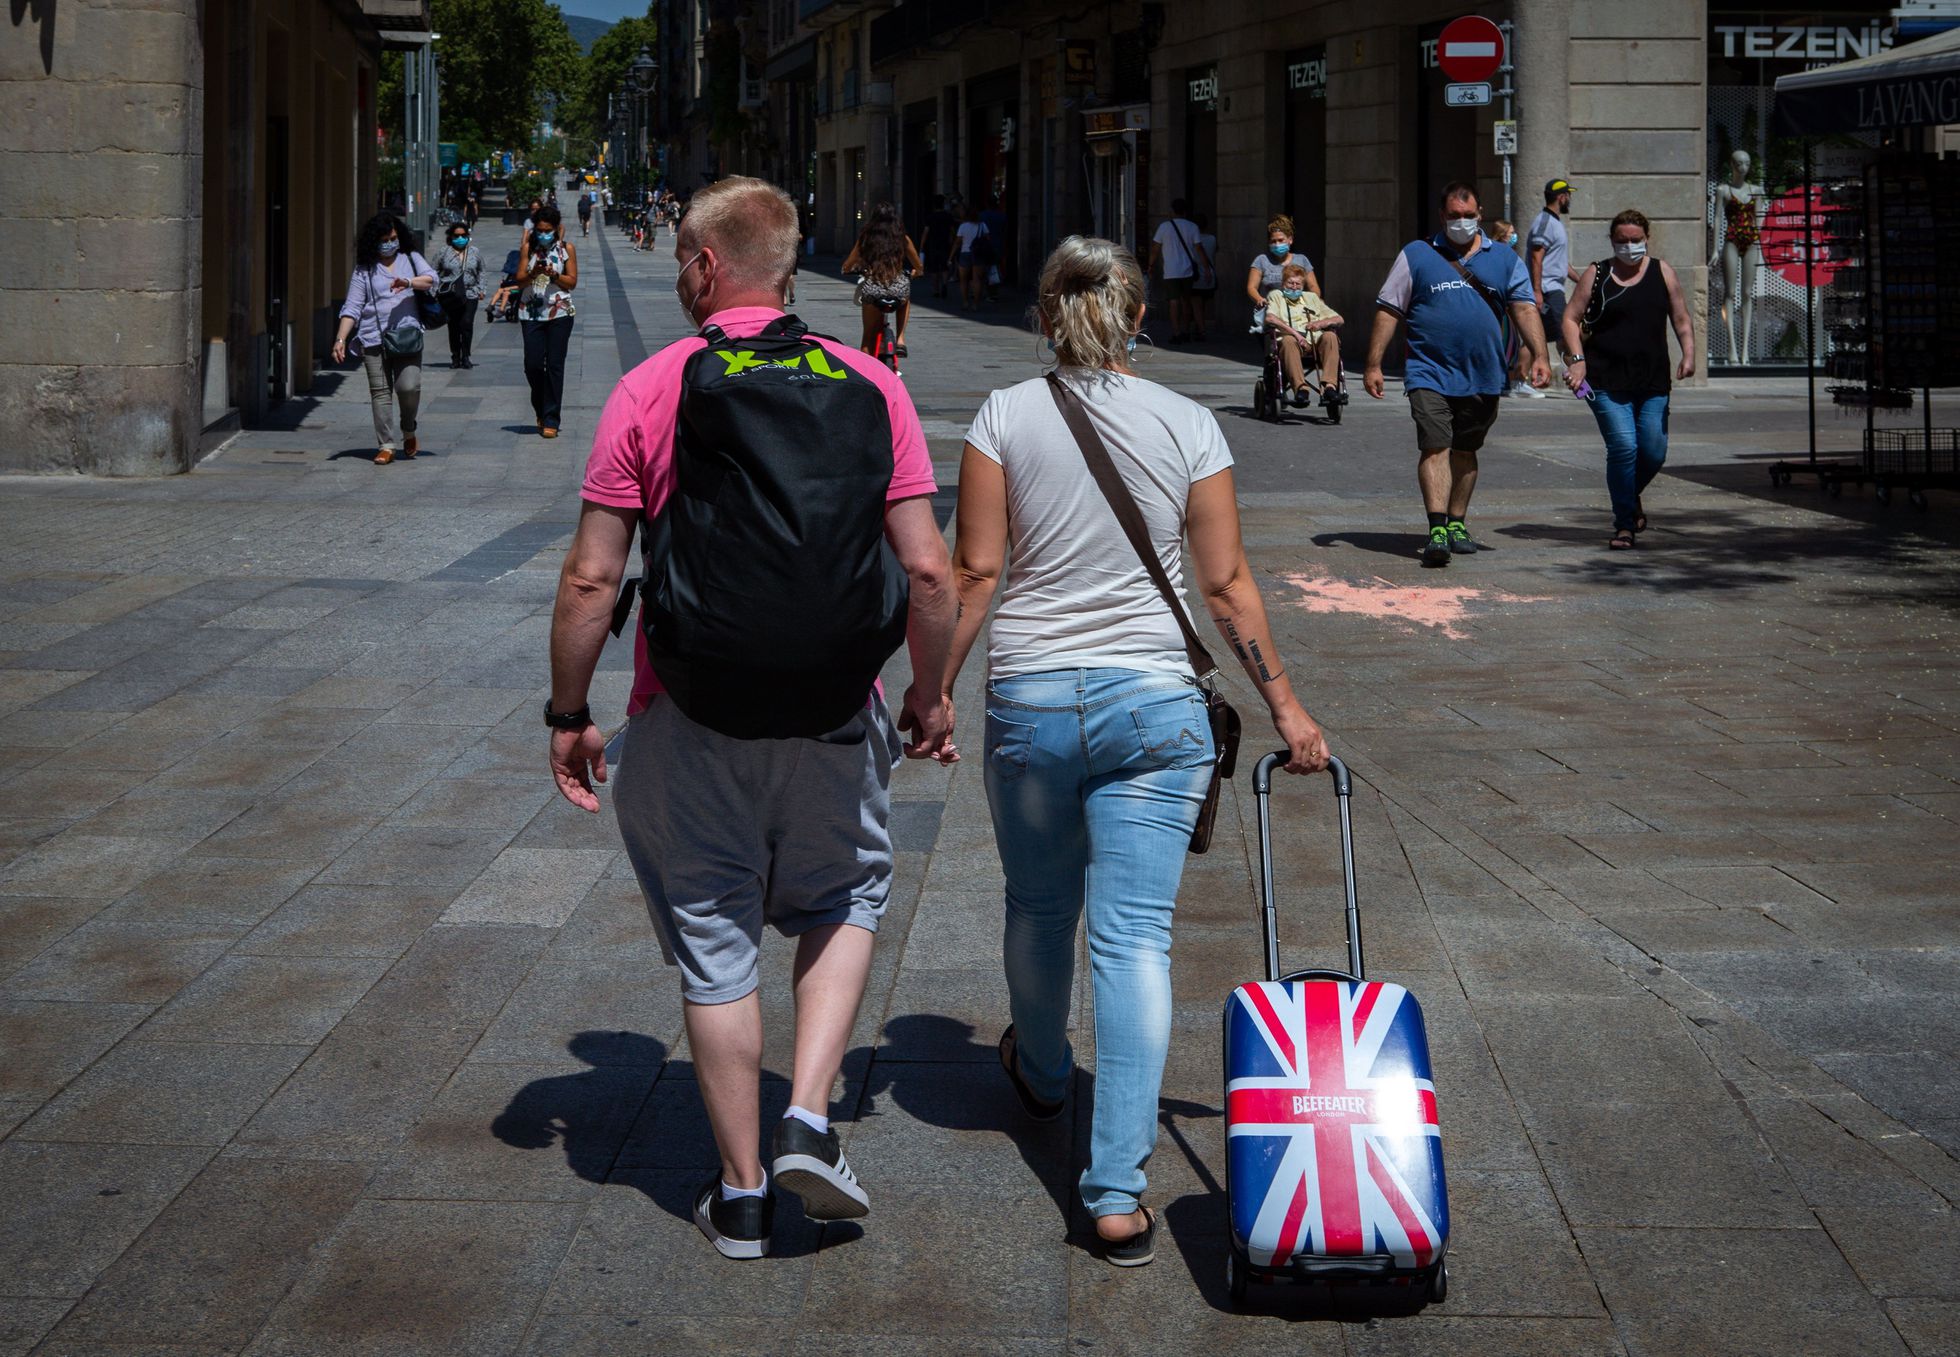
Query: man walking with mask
1363 181 1551 566
545 177 957 1260
1526 178 1580 396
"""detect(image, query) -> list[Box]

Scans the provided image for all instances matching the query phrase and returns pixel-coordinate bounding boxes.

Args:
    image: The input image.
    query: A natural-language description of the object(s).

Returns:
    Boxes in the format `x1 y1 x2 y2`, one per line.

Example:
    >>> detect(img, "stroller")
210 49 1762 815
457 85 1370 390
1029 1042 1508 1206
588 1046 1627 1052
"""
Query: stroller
486 248 522 324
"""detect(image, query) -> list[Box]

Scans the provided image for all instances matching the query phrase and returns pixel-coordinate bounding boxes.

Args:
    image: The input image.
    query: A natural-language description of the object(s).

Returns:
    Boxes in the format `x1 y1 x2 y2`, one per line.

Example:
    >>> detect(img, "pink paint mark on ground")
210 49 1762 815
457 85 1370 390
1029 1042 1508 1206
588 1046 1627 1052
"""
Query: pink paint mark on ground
1276 570 1553 640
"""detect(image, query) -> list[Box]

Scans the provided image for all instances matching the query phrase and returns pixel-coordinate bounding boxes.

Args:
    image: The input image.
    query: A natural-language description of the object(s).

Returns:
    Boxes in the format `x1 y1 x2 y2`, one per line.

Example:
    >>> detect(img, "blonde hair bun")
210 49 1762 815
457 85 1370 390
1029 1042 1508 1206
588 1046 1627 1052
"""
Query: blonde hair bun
1036 236 1144 371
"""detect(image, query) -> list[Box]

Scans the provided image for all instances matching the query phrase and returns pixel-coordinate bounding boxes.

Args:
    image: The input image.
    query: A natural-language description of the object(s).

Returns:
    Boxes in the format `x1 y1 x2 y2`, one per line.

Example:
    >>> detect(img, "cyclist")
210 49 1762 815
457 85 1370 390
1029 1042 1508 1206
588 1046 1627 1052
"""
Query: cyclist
842 200 923 361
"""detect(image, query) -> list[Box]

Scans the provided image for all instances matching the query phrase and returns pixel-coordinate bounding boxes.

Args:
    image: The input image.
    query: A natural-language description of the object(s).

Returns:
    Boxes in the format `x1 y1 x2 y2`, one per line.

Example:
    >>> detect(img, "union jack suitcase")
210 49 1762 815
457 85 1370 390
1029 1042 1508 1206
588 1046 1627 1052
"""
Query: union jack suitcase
1222 752 1449 1305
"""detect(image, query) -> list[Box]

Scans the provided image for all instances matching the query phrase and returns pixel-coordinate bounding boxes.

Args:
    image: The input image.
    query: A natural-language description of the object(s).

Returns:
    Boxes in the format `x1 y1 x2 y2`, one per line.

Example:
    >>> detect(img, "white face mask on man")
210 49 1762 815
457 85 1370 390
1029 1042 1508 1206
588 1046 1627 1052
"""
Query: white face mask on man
1614 240 1648 264
1444 217 1480 246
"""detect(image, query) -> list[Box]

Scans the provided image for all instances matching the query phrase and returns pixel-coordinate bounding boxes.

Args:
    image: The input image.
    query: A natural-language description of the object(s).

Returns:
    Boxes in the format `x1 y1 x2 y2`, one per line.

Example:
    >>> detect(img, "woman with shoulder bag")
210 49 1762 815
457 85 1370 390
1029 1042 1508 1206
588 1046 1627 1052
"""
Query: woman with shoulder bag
331 213 437 465
516 203 578 438
431 219 485 369
1561 209 1696 550
941 236 1332 1267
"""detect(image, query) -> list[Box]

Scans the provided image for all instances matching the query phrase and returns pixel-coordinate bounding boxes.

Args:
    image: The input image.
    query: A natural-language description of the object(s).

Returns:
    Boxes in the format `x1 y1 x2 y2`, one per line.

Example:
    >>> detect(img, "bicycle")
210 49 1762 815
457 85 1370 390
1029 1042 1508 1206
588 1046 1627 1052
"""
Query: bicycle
869 297 902 377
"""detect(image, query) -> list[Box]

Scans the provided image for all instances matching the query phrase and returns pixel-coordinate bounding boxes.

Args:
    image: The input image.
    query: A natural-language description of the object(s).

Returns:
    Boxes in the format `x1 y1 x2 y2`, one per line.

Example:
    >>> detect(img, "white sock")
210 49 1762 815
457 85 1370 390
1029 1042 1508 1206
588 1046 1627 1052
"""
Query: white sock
720 1171 767 1200
784 1105 830 1135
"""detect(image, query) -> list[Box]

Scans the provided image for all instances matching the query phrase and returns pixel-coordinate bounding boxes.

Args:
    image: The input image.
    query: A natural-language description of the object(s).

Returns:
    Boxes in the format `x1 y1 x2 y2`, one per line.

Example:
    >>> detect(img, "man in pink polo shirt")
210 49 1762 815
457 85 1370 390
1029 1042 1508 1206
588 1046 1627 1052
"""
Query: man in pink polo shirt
545 177 955 1260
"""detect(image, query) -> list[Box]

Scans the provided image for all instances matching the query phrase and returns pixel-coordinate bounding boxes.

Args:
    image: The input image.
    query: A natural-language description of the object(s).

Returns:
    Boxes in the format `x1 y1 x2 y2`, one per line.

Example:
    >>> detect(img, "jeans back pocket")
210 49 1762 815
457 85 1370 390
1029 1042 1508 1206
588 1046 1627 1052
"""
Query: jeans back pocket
985 711 1039 783
1132 692 1212 769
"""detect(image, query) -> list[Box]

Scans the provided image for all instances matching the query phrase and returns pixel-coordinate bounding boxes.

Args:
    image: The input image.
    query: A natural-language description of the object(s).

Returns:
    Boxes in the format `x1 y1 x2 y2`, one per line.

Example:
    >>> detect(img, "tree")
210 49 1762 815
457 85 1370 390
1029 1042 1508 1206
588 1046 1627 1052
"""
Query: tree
377 0 581 156
562 11 658 155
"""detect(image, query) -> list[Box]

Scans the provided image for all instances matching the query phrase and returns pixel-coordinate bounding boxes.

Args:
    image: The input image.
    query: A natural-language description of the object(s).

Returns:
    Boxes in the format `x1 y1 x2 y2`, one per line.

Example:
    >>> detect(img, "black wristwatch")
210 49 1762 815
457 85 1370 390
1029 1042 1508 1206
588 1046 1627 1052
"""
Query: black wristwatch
543 701 593 731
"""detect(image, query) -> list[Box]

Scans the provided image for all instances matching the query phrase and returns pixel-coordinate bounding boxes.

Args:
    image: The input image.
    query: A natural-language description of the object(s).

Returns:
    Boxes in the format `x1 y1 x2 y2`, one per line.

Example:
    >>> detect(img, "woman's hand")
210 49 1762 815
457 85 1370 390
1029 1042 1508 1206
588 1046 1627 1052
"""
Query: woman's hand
1677 354 1695 381
331 338 348 364
1272 698 1330 775
389 276 410 292
1564 357 1587 392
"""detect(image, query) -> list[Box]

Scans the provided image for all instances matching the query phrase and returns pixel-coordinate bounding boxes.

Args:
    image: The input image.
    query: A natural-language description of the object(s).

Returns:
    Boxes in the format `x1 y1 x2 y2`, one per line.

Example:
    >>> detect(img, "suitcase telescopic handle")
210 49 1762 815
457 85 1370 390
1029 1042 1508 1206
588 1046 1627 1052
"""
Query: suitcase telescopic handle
1252 751 1364 985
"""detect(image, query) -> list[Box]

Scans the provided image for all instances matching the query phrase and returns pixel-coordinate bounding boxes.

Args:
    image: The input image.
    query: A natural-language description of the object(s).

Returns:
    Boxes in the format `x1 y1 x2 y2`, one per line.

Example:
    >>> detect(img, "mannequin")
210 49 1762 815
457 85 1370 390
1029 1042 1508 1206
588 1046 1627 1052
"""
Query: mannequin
1710 149 1763 364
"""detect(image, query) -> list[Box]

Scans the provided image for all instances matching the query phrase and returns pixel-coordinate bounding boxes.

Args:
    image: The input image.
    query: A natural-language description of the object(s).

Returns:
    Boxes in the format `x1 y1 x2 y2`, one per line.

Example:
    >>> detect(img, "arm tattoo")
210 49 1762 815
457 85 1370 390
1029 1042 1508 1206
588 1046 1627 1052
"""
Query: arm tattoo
1221 618 1252 665
1247 639 1278 683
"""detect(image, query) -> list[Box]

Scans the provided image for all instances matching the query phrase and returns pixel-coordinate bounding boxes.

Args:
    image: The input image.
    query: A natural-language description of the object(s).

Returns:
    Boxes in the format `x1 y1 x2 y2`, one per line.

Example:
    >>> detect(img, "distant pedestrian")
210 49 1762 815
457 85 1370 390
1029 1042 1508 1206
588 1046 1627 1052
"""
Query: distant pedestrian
980 196 1008 301
1363 180 1550 566
940 234 1331 1268
950 203 989 311
922 195 956 298
431 219 485 369
546 176 955 1262
464 189 480 229
577 191 594 237
842 201 923 358
516 203 577 438
1489 219 1515 245
1561 209 1696 549
1527 178 1580 396
1245 214 1319 336
522 198 543 237
1190 211 1219 338
331 213 435 465
1148 198 1211 343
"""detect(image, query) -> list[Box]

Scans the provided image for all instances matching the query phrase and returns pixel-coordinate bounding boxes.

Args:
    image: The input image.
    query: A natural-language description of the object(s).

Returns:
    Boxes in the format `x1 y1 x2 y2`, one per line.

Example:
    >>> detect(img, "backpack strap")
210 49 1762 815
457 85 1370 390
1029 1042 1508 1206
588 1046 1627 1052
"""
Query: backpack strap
764 313 809 338
697 322 728 346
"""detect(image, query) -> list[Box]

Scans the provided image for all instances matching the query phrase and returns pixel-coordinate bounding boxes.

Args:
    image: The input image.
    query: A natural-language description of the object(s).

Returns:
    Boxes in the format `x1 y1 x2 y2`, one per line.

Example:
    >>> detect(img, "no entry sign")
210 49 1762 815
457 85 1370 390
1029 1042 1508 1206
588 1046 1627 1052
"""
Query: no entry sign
1437 16 1505 84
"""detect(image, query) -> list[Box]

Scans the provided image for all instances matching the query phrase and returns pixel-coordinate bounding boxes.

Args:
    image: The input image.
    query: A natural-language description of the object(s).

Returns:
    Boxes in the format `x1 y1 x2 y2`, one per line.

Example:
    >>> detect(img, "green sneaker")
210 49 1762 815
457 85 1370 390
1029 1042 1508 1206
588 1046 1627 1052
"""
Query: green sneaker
1421 526 1452 567
1446 521 1481 554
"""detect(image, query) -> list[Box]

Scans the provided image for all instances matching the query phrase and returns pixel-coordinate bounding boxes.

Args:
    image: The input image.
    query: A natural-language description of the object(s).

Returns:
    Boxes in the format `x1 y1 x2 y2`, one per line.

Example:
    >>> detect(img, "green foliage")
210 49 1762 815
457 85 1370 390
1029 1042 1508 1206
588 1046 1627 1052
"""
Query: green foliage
376 0 582 152
562 10 659 153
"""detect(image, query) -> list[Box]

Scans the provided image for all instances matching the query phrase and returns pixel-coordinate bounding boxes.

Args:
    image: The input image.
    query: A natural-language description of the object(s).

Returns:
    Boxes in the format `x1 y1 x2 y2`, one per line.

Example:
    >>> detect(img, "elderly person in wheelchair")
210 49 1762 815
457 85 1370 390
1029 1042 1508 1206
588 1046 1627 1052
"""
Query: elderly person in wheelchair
1263 261 1348 417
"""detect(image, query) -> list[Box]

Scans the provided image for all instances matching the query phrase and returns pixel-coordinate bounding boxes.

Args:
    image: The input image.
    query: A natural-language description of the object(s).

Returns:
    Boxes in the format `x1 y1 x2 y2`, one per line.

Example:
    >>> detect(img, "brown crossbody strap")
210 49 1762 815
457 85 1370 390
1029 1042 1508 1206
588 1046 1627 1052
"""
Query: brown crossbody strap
1044 372 1219 682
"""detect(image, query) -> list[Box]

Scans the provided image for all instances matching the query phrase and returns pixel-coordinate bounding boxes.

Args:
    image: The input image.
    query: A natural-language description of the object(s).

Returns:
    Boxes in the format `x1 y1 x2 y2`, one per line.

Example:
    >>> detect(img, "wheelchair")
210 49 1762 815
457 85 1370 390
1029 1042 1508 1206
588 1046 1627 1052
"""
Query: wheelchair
1251 322 1349 425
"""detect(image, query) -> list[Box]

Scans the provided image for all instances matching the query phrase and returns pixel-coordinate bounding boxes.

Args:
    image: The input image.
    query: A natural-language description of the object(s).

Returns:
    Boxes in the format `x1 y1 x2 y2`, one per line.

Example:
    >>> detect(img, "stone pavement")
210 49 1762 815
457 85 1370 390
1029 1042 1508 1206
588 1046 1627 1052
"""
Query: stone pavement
0 217 1955 1356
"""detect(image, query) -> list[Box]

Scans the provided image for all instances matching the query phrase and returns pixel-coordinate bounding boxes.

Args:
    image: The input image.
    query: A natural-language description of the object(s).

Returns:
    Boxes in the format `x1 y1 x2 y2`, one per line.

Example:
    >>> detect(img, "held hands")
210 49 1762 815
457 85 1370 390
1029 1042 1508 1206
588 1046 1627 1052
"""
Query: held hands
898 684 957 764
1272 699 1331 775
549 723 608 812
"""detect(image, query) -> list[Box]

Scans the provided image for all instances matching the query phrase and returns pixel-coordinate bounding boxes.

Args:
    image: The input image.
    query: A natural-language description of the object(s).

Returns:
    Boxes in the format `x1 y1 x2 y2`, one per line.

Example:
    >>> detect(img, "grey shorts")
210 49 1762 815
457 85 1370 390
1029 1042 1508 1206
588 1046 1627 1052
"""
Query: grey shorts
1409 389 1501 453
613 693 903 1004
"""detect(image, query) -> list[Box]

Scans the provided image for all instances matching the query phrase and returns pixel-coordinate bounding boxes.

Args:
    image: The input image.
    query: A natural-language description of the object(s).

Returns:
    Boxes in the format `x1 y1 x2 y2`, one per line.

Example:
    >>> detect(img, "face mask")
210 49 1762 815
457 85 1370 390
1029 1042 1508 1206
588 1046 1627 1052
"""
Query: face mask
378 240 399 257
1445 218 1480 246
1282 288 1304 301
451 237 468 248
1269 243 1290 258
1614 240 1648 264
674 251 707 319
535 230 555 244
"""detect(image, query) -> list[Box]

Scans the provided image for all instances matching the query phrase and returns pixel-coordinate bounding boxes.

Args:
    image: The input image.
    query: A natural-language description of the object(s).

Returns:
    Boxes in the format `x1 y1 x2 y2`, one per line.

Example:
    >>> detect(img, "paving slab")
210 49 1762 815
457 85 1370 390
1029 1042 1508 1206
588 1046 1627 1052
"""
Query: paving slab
13 1041 309 1146
227 1022 478 1163
141 954 390 1045
0 1141 213 1298
242 1199 585 1357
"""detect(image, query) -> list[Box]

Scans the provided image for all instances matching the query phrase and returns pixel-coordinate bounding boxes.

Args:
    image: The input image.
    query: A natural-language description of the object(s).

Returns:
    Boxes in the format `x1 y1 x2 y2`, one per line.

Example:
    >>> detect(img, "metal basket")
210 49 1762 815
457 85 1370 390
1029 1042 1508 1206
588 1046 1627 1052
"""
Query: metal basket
1864 427 1960 475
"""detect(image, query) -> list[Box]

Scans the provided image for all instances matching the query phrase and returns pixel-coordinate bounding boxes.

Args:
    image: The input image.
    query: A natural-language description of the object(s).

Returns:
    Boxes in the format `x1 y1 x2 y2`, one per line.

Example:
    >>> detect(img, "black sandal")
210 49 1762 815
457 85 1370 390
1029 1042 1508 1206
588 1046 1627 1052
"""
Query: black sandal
998 1026 1064 1122
1098 1206 1156 1268
1609 529 1636 550
1634 500 1648 533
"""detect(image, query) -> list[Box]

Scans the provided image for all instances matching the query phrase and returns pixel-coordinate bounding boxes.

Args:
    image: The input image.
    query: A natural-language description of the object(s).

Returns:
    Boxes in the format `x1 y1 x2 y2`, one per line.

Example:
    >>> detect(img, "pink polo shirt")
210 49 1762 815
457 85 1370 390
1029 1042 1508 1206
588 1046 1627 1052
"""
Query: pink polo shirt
581 306 938 716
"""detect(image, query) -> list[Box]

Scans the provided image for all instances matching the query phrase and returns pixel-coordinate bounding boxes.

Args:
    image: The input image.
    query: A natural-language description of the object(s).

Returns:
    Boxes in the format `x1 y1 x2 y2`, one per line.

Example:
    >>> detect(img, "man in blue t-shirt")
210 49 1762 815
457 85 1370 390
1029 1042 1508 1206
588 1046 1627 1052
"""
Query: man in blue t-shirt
1364 181 1550 566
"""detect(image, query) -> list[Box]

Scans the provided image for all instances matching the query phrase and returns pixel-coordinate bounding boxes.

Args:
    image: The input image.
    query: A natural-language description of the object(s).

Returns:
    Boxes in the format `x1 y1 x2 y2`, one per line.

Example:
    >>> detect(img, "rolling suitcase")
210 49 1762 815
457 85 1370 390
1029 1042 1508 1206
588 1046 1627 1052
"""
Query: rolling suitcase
1222 751 1450 1305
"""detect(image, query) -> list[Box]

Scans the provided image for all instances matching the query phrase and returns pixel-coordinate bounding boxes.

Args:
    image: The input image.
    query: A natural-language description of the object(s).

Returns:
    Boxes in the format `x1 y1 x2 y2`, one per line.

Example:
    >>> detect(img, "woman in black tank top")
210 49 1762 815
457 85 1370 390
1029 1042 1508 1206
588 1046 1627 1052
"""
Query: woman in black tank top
1561 209 1697 549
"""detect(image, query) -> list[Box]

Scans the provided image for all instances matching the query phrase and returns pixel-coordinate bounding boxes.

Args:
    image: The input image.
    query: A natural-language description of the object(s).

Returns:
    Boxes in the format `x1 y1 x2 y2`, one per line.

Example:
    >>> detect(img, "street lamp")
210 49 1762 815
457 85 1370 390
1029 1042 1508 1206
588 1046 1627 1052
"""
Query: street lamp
629 45 658 193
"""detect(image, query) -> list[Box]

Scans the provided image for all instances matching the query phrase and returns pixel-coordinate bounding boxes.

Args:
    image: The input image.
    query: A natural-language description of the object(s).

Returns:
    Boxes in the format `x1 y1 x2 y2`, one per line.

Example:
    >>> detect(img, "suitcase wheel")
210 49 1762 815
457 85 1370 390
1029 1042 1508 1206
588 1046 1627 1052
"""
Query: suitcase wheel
1226 1249 1249 1305
1427 1258 1448 1304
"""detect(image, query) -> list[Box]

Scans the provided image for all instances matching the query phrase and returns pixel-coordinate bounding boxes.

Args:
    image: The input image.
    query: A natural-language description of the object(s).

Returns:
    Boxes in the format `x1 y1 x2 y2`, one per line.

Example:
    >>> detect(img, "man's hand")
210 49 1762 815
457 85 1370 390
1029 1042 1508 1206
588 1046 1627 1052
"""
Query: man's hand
1272 699 1331 775
898 684 956 763
1363 366 1386 399
549 723 608 812
1528 356 1552 389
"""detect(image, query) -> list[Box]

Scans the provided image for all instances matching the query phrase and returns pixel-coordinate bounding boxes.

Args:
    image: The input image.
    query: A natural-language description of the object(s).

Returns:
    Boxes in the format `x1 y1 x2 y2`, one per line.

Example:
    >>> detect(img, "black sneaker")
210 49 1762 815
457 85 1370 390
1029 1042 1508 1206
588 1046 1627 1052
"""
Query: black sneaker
1291 388 1310 408
771 1117 869 1220
1446 522 1481 554
999 1025 1065 1122
693 1175 774 1260
1421 527 1452 567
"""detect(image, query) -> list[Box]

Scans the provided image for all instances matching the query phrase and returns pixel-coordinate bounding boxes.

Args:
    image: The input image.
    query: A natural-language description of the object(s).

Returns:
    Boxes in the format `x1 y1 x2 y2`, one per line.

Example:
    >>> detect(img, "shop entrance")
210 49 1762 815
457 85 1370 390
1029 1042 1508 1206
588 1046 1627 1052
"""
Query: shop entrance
966 65 1019 282
1284 46 1328 277
1182 64 1218 222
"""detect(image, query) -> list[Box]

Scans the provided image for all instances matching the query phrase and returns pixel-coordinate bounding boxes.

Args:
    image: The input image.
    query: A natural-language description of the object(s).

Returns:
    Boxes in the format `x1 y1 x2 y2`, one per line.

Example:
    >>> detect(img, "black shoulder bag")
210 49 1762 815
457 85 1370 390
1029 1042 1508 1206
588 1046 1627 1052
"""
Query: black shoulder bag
1044 372 1242 854
1426 241 1518 371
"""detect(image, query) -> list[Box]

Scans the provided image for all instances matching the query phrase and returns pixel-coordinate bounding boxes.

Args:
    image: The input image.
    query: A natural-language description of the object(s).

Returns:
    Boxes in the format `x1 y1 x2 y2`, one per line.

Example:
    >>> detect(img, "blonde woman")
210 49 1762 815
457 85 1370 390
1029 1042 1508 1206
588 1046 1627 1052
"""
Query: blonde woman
942 236 1332 1267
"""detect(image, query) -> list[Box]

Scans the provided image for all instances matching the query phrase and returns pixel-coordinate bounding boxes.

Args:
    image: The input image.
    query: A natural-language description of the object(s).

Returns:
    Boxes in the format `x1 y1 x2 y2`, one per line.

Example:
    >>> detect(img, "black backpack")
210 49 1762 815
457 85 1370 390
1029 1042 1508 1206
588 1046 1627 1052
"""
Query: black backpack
638 315 909 740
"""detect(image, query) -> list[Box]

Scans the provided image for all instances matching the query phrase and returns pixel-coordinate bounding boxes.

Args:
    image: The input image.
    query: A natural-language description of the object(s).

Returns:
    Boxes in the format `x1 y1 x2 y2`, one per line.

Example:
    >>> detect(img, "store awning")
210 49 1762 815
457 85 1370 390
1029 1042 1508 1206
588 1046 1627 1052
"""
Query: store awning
1773 26 1960 135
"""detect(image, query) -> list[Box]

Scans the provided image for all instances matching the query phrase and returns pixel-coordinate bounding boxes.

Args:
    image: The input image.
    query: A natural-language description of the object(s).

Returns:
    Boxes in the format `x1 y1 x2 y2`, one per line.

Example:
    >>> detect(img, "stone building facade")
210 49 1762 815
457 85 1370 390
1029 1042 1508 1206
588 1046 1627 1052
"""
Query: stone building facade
0 0 421 476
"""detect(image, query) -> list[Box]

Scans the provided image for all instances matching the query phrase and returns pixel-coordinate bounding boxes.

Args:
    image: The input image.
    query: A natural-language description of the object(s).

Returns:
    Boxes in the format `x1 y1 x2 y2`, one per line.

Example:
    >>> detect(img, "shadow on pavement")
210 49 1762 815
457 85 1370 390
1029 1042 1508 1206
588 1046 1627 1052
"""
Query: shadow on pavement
1311 530 1427 561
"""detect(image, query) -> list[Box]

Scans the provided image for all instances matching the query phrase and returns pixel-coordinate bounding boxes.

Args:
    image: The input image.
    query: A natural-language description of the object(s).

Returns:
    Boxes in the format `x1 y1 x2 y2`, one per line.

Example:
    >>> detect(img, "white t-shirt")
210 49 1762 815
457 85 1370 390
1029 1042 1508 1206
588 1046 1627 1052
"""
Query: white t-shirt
955 221 988 254
1153 217 1202 279
964 371 1235 679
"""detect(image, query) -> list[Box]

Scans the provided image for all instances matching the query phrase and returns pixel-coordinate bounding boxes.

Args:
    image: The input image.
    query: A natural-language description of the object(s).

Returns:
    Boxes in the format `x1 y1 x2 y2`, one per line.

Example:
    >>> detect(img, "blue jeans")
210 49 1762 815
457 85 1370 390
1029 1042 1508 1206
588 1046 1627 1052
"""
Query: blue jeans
1590 390 1669 531
984 668 1215 1218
